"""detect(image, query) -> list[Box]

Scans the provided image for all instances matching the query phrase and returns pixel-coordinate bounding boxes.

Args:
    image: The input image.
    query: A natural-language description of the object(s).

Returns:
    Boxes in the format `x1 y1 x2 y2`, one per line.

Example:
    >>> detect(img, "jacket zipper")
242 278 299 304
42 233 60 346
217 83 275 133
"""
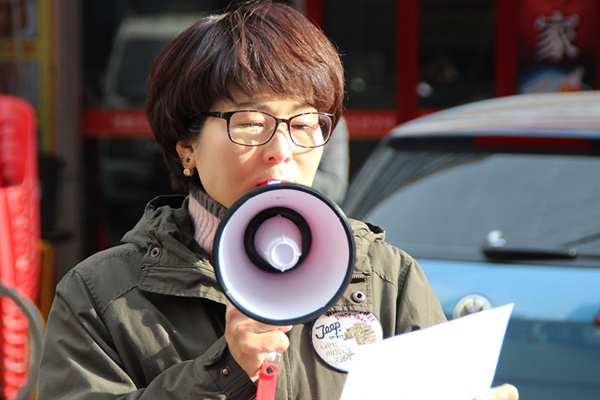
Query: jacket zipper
351 273 370 283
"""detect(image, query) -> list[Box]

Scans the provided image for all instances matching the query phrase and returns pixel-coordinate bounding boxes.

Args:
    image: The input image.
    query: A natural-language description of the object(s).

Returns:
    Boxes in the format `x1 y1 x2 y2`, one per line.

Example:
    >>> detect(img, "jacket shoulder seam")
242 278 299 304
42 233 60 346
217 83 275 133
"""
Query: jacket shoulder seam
74 245 144 316
368 241 414 289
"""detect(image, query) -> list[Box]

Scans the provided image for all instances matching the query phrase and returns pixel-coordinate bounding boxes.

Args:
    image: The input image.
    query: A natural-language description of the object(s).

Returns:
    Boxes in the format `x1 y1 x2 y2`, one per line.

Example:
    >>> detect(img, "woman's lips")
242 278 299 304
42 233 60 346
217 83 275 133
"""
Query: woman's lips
254 179 287 188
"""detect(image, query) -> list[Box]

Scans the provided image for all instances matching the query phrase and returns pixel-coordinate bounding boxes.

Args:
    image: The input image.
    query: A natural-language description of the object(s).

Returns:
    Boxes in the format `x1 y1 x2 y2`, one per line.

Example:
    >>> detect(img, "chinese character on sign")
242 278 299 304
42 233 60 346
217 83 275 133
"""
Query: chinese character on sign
535 10 580 62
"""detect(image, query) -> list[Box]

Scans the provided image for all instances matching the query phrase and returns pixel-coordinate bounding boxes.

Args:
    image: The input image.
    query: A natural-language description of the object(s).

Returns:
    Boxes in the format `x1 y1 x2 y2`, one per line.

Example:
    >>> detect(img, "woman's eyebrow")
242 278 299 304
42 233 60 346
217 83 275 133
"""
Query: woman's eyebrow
233 101 265 109
231 101 314 113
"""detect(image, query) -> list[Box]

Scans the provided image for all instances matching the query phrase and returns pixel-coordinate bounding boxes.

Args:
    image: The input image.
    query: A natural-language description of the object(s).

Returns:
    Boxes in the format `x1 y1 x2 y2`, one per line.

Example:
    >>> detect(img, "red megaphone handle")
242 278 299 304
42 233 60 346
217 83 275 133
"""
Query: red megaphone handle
256 352 280 400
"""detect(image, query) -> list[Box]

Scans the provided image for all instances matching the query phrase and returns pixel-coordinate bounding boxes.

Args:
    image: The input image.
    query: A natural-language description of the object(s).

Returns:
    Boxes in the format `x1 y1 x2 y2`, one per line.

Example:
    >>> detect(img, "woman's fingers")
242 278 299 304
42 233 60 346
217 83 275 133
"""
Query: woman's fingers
485 384 519 400
225 302 292 379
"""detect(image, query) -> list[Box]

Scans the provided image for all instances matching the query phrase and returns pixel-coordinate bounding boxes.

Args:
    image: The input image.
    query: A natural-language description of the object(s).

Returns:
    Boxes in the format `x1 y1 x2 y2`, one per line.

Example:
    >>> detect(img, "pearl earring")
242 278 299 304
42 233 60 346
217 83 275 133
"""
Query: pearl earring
183 168 194 177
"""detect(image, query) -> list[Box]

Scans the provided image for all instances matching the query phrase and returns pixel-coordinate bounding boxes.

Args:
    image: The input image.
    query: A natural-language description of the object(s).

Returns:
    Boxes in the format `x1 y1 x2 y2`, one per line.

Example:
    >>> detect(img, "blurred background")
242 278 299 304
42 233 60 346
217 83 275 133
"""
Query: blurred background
0 0 598 398
1 0 598 283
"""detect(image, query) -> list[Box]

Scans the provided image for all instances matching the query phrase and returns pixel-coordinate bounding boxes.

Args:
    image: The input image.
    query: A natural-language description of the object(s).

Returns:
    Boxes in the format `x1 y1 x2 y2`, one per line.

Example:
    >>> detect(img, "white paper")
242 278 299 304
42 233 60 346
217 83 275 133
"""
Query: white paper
340 304 513 400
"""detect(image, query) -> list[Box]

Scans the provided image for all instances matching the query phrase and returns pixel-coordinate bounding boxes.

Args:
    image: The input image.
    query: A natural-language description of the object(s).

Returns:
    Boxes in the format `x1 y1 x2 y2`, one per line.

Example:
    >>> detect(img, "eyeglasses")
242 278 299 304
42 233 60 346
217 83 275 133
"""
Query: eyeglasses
200 110 334 148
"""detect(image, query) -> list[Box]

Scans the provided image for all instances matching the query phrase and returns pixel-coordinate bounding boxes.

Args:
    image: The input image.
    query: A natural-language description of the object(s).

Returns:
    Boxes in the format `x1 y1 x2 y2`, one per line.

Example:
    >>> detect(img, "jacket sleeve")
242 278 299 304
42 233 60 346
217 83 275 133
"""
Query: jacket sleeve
396 253 447 332
37 271 256 400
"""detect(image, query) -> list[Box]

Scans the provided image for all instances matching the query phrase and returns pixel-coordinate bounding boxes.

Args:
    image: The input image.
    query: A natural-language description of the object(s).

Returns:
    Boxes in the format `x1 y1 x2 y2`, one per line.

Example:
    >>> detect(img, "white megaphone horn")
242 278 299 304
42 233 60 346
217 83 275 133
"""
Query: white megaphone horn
212 182 356 326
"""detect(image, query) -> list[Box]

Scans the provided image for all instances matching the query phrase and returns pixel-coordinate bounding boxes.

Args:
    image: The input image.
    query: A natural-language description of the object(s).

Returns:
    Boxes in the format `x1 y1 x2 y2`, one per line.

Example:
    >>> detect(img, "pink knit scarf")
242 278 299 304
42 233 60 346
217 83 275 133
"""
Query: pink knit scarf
187 188 227 255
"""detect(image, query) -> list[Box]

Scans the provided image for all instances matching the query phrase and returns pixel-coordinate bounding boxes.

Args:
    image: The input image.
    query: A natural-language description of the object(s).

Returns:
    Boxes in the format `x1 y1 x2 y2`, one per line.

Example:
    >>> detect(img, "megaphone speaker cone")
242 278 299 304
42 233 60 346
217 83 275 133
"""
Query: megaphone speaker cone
245 207 311 273
213 183 356 326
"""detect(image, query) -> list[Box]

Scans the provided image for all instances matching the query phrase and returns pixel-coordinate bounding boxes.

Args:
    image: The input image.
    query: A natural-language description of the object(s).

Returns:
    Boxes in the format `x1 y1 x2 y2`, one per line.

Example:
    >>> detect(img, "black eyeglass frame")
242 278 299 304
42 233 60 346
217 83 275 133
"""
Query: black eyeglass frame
199 110 335 148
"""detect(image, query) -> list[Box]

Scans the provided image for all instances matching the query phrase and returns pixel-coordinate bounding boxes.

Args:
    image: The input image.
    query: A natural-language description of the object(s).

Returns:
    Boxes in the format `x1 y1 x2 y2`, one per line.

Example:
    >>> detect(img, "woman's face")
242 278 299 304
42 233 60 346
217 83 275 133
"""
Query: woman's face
177 93 324 208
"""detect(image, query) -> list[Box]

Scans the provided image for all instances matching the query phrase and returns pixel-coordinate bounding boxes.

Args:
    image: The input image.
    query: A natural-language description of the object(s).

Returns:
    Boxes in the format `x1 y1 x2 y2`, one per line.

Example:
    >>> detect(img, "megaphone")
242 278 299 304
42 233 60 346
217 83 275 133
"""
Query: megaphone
213 182 355 326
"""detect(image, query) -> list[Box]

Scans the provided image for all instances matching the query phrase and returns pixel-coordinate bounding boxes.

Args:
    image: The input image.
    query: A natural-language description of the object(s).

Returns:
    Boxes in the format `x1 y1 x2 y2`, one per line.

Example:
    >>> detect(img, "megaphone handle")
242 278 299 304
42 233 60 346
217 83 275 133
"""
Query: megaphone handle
256 351 281 400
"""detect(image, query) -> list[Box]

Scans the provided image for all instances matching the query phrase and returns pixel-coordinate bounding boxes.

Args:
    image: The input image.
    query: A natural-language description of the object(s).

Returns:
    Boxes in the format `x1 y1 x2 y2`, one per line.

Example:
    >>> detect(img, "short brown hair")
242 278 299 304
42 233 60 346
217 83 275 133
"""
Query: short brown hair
146 0 345 192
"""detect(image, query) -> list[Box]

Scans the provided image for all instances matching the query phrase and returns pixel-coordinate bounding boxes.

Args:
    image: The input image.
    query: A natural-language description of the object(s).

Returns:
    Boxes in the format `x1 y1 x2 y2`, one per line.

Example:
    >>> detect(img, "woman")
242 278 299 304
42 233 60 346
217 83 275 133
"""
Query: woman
38 2 517 399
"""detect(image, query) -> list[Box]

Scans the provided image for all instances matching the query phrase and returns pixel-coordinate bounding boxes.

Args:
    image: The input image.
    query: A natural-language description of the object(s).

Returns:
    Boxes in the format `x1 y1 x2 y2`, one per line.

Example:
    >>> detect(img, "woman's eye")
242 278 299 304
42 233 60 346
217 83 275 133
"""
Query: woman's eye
235 121 264 130
291 122 317 131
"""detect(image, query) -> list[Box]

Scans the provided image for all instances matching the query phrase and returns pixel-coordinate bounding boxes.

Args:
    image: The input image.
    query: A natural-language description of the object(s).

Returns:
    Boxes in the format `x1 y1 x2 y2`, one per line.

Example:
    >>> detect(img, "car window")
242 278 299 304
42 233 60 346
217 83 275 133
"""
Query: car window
115 38 171 105
345 146 600 265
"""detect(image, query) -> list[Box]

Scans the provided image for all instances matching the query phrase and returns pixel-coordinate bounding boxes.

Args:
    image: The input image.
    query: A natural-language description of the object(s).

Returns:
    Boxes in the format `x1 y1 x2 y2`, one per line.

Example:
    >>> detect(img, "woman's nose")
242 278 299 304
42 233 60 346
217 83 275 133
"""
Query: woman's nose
263 123 293 163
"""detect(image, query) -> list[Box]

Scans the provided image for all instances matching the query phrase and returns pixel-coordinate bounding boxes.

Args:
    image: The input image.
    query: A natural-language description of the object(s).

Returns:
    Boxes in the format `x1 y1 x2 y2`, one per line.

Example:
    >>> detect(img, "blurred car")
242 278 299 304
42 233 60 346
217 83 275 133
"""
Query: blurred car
96 14 203 246
342 91 600 399
103 14 204 108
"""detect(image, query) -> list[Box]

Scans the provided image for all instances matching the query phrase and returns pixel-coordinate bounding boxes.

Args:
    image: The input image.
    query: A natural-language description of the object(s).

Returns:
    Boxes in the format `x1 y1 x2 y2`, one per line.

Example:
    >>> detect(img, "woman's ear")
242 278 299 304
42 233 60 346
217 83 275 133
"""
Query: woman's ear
176 140 196 169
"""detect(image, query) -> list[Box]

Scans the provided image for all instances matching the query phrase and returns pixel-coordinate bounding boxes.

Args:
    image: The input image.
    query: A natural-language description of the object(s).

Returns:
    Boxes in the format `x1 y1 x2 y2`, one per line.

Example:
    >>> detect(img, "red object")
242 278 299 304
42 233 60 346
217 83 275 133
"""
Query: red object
256 360 279 400
344 109 398 139
396 0 420 124
495 0 519 96
83 108 151 137
304 0 322 27
0 95 41 399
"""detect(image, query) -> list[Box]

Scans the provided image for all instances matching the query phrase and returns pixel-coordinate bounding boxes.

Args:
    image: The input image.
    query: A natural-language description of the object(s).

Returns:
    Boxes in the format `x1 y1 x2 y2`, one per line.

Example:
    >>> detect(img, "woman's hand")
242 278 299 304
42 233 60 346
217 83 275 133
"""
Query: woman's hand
225 302 293 380
481 384 519 400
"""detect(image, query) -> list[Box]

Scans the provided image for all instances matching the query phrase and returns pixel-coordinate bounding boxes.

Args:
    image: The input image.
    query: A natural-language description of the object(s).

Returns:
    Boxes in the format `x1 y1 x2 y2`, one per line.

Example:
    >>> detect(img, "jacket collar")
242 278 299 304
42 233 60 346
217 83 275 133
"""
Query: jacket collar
121 195 386 310
123 195 228 304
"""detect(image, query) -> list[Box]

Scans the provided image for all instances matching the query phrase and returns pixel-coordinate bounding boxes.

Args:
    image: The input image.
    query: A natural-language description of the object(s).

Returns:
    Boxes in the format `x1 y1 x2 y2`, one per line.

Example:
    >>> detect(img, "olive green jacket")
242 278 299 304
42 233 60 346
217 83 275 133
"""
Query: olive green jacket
37 195 445 399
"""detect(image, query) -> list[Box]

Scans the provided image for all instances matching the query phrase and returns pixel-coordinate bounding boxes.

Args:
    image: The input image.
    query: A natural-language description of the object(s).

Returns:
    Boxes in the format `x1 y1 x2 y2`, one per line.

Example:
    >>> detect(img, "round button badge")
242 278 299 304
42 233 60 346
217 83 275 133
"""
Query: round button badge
311 311 383 372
